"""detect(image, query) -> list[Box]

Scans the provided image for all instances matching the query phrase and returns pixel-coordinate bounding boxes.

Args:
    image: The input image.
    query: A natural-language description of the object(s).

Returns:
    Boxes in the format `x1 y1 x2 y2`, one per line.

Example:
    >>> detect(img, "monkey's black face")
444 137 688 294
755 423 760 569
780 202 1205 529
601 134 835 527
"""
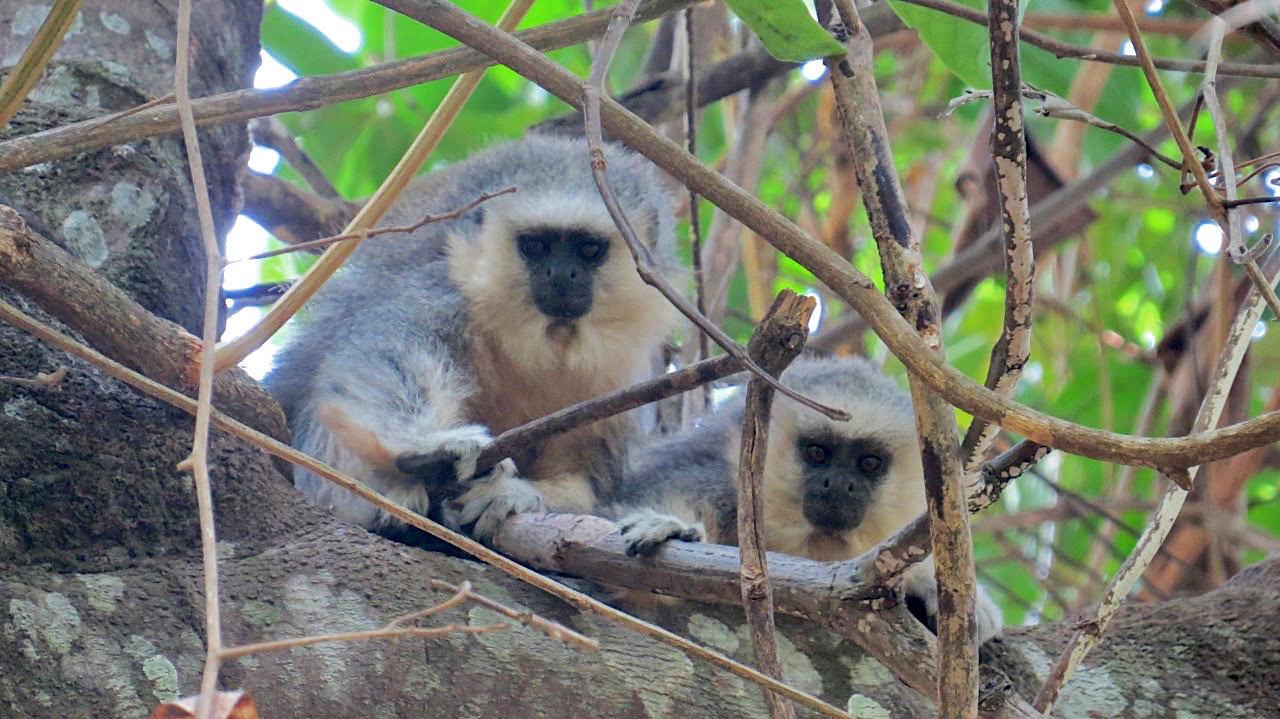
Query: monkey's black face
795 433 892 532
516 226 610 320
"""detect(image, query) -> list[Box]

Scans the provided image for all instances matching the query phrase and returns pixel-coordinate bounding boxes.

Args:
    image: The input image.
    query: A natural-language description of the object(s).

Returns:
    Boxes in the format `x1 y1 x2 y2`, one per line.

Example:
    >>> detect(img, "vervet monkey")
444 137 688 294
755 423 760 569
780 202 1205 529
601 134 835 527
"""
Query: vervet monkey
266 134 681 540
609 355 1003 643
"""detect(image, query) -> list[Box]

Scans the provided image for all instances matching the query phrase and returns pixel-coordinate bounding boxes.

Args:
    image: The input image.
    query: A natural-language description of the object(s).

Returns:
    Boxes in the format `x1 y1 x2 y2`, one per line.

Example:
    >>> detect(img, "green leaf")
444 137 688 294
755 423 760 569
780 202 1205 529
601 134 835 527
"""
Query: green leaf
723 0 844 62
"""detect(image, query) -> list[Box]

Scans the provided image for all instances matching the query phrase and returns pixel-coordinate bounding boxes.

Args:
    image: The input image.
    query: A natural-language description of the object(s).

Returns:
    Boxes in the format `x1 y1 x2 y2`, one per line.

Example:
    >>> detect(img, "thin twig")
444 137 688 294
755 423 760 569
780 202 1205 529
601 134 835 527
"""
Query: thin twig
822 0 978 713
0 365 66 391
942 88 1183 170
0 298 847 719
0 0 84 127
684 6 710 410
580 0 847 421
221 624 507 659
222 578 595 658
1032 246 1280 713
173 1 225 716
1223 195 1280 207
228 187 516 263
475 354 742 474
1111 0 1223 222
213 0 537 373
379 0 1280 469
894 0 1280 78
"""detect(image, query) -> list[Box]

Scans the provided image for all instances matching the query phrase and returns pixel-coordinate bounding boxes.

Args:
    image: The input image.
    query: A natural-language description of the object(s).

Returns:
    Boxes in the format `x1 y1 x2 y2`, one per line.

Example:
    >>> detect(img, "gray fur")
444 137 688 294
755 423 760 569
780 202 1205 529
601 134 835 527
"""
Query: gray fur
608 355 1003 643
265 134 678 532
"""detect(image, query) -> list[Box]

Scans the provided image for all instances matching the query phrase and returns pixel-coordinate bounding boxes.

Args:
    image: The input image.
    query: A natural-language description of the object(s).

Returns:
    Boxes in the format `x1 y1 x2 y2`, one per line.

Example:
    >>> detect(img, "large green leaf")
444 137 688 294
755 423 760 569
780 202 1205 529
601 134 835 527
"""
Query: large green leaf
723 0 844 61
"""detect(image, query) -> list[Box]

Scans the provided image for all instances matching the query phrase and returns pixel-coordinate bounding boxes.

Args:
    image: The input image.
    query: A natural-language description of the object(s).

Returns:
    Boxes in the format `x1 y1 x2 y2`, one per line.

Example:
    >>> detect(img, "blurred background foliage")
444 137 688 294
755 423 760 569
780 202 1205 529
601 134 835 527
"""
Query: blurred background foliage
242 0 1280 627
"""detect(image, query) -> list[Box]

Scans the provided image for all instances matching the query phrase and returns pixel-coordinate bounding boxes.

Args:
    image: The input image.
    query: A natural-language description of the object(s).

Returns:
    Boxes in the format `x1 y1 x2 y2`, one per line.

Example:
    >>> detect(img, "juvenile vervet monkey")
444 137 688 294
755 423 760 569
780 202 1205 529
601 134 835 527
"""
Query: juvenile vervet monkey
266 134 681 539
609 355 1003 643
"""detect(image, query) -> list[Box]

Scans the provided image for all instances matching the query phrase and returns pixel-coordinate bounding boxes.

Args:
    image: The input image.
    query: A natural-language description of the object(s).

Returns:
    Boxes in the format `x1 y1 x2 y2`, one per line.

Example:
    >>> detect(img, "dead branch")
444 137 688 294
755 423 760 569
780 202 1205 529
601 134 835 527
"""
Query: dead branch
0 205 287 440
732 291 816 719
683 7 709 400
474 354 742 475
231 187 515 263
0 365 66 391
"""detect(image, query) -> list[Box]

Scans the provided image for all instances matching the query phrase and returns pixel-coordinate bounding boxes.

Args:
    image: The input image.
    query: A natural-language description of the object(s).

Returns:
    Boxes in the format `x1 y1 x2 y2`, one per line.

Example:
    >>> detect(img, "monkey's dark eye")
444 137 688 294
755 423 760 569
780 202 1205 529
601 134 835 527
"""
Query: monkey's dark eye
802 442 831 467
518 237 549 259
858 454 883 474
579 241 606 261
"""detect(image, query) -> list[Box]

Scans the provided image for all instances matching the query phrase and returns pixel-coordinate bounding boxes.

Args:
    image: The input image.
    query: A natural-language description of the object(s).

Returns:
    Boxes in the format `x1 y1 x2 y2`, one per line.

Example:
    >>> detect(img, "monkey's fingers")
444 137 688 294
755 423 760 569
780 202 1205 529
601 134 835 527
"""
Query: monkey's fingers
618 513 705 557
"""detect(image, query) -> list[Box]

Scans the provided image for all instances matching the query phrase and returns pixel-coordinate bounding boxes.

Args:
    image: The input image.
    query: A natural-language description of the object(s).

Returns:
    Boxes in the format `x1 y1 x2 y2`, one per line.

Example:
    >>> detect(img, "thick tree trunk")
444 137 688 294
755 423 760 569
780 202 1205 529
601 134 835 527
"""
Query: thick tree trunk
1 3 1277 719
0 1 261 563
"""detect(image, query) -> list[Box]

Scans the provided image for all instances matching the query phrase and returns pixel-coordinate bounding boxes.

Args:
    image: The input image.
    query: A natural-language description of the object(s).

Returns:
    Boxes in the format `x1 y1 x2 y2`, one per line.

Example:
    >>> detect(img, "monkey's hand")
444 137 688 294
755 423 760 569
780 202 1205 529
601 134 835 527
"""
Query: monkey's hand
616 509 704 557
393 424 494 500
446 460 546 542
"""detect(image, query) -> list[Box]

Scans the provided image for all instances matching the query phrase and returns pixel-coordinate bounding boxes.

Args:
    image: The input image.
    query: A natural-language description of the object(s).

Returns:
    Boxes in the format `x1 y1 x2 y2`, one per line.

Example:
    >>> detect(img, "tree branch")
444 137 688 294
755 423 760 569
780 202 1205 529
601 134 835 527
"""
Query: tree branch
0 205 287 440
0 0 702 173
733 291 816 719
822 0 978 711
959 0 1035 481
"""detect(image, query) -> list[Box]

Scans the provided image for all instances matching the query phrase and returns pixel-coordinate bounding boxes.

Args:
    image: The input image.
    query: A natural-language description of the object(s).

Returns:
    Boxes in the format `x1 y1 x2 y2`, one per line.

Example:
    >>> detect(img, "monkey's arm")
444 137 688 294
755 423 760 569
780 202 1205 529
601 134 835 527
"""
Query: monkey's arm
268 271 522 529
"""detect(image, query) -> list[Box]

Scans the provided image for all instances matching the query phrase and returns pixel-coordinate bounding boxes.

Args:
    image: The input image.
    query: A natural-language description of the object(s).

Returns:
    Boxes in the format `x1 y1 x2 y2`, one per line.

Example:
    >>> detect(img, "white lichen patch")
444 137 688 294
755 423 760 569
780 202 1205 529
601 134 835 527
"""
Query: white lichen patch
110 181 158 229
4 395 44 421
843 655 895 688
145 30 171 59
99 60 131 85
1056 664 1127 718
7 591 81 657
63 632 148 716
1006 638 1052 682
283 572 378 701
12 5 52 36
774 633 823 697
78 574 125 613
215 540 235 561
26 65 83 106
124 635 179 702
597 620 698 718
62 210 108 268
98 10 130 35
846 694 892 719
686 613 740 655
